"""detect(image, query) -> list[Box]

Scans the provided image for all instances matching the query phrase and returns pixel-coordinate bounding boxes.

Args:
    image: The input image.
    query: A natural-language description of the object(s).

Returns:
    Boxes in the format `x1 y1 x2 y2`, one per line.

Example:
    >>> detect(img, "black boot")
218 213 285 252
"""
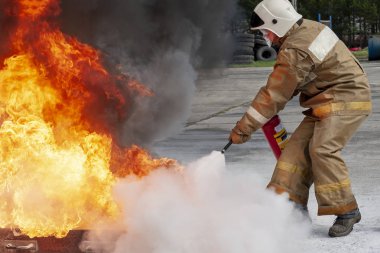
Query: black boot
328 209 361 237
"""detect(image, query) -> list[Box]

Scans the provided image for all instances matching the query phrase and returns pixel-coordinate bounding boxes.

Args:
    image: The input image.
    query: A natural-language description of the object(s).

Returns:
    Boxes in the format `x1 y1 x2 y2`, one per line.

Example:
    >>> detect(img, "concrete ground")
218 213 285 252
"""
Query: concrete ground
154 61 380 252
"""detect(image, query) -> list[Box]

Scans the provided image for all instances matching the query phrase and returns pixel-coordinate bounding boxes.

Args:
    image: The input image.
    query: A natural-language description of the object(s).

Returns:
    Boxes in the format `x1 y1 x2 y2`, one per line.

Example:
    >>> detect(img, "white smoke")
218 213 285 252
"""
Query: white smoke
82 151 311 253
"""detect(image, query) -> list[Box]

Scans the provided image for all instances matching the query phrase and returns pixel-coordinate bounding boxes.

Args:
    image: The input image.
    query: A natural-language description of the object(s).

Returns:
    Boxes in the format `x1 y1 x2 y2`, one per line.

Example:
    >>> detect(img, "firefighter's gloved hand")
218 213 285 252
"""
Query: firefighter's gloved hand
229 112 260 144
229 120 252 144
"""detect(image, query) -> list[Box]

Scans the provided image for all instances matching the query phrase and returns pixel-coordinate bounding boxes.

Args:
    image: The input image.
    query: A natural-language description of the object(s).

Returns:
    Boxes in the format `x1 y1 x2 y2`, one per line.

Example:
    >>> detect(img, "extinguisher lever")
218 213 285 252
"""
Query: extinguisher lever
221 140 233 154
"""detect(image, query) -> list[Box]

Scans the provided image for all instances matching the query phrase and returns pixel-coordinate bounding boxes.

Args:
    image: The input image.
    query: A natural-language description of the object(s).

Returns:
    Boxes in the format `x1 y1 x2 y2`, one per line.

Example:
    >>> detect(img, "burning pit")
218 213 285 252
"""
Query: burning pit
0 0 177 249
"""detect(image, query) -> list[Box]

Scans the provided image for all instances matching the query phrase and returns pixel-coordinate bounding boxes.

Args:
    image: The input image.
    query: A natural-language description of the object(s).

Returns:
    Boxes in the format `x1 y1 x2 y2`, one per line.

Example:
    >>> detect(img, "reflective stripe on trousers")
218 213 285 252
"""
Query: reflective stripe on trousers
267 114 367 215
312 101 372 118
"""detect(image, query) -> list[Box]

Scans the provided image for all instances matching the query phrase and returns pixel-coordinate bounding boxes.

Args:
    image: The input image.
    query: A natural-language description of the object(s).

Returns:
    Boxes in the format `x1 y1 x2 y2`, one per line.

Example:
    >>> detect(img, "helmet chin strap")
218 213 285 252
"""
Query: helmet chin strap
260 29 272 47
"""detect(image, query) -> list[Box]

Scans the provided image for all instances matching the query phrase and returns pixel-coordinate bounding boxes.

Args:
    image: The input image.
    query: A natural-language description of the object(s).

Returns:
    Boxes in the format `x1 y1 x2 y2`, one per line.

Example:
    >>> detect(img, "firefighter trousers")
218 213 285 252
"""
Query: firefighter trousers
267 114 367 215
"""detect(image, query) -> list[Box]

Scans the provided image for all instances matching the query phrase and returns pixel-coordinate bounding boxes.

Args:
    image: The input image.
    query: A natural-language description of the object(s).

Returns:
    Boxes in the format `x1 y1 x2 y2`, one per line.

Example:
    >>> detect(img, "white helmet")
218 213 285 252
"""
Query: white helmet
250 0 302 37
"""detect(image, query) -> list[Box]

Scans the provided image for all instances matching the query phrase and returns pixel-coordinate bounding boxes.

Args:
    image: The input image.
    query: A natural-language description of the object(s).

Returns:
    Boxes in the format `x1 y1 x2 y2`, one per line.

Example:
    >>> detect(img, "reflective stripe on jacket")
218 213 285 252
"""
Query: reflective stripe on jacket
244 19 372 130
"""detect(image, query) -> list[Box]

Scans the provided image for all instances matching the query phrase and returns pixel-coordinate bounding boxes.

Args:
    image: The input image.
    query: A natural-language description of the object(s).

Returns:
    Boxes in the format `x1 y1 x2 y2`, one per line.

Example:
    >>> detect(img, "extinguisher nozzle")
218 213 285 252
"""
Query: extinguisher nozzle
221 140 233 154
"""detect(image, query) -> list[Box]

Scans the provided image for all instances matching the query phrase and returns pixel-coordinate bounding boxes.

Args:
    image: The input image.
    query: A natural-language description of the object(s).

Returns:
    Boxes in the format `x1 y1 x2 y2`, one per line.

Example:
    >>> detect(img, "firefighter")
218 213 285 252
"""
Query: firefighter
229 0 372 237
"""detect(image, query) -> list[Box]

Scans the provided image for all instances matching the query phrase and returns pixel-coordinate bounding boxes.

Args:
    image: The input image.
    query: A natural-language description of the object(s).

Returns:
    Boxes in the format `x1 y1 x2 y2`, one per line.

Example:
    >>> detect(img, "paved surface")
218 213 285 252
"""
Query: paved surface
154 61 380 252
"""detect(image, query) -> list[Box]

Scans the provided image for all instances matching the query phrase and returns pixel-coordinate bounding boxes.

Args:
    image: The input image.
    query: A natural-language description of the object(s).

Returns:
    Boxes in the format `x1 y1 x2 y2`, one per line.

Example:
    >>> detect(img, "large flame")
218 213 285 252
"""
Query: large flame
0 0 177 238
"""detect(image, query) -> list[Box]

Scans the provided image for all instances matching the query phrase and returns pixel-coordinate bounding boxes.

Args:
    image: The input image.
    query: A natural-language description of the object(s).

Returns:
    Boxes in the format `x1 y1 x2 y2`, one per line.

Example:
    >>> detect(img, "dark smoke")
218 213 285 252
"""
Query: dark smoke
59 0 237 147
0 0 17 62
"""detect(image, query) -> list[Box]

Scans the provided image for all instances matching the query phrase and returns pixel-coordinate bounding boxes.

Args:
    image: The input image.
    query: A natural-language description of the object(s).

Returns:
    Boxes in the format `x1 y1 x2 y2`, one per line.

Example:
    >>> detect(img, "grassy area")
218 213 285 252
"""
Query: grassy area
229 60 276 68
352 48 368 60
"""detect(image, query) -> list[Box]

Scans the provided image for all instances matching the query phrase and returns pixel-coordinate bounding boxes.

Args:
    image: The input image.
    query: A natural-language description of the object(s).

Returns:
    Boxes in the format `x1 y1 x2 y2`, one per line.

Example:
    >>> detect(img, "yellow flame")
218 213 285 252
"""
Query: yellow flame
0 55 119 238
0 0 179 238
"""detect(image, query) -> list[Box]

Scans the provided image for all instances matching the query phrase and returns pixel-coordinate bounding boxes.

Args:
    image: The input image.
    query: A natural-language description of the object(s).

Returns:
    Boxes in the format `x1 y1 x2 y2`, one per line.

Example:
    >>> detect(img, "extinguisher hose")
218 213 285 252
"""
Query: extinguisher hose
221 140 233 154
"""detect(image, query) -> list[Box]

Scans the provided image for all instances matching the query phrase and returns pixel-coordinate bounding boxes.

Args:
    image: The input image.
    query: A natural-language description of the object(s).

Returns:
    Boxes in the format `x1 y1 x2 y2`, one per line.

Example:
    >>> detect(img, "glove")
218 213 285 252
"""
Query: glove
229 120 252 144
229 109 263 144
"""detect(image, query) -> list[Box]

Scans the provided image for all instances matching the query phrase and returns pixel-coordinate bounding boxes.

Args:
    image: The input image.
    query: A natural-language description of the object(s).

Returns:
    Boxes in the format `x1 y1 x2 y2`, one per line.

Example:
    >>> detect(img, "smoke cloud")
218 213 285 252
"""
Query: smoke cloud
58 0 236 147
82 152 311 253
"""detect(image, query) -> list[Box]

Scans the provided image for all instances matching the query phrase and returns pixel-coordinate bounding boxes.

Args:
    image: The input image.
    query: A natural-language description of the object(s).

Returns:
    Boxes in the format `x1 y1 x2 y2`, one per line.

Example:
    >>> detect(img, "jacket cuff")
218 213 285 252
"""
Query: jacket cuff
237 112 263 135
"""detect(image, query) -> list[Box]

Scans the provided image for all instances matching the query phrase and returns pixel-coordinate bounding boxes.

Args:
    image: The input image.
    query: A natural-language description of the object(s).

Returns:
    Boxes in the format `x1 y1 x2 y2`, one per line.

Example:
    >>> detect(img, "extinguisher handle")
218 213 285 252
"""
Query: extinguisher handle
221 140 233 154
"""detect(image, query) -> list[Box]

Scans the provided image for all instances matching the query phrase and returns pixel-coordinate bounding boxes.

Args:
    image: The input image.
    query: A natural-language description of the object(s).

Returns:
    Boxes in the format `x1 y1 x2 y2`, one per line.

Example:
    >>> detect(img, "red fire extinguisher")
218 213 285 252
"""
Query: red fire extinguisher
221 115 289 158
262 115 289 160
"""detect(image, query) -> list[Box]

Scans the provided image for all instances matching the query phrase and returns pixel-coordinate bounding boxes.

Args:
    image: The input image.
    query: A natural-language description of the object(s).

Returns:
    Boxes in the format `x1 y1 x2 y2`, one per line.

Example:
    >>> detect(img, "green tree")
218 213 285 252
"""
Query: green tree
238 0 380 46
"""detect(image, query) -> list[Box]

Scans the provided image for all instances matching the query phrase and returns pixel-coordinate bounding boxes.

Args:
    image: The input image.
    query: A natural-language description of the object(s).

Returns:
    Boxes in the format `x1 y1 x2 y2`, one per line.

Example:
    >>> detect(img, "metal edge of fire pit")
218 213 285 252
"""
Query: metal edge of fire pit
0 229 90 253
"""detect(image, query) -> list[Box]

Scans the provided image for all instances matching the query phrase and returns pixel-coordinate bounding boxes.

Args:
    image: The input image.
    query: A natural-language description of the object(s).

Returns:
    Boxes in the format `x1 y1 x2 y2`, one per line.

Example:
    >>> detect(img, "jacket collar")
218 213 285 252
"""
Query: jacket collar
276 18 303 47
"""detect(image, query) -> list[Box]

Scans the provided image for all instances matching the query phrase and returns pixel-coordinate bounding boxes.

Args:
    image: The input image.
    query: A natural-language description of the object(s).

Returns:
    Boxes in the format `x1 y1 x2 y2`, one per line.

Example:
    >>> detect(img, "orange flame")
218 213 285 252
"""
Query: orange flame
127 80 155 97
111 145 178 178
0 0 177 238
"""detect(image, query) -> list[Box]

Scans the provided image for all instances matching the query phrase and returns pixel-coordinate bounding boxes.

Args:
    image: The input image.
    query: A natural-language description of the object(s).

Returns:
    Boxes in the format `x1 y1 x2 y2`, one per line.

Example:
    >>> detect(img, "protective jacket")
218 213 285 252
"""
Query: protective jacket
237 19 372 215
238 19 371 133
